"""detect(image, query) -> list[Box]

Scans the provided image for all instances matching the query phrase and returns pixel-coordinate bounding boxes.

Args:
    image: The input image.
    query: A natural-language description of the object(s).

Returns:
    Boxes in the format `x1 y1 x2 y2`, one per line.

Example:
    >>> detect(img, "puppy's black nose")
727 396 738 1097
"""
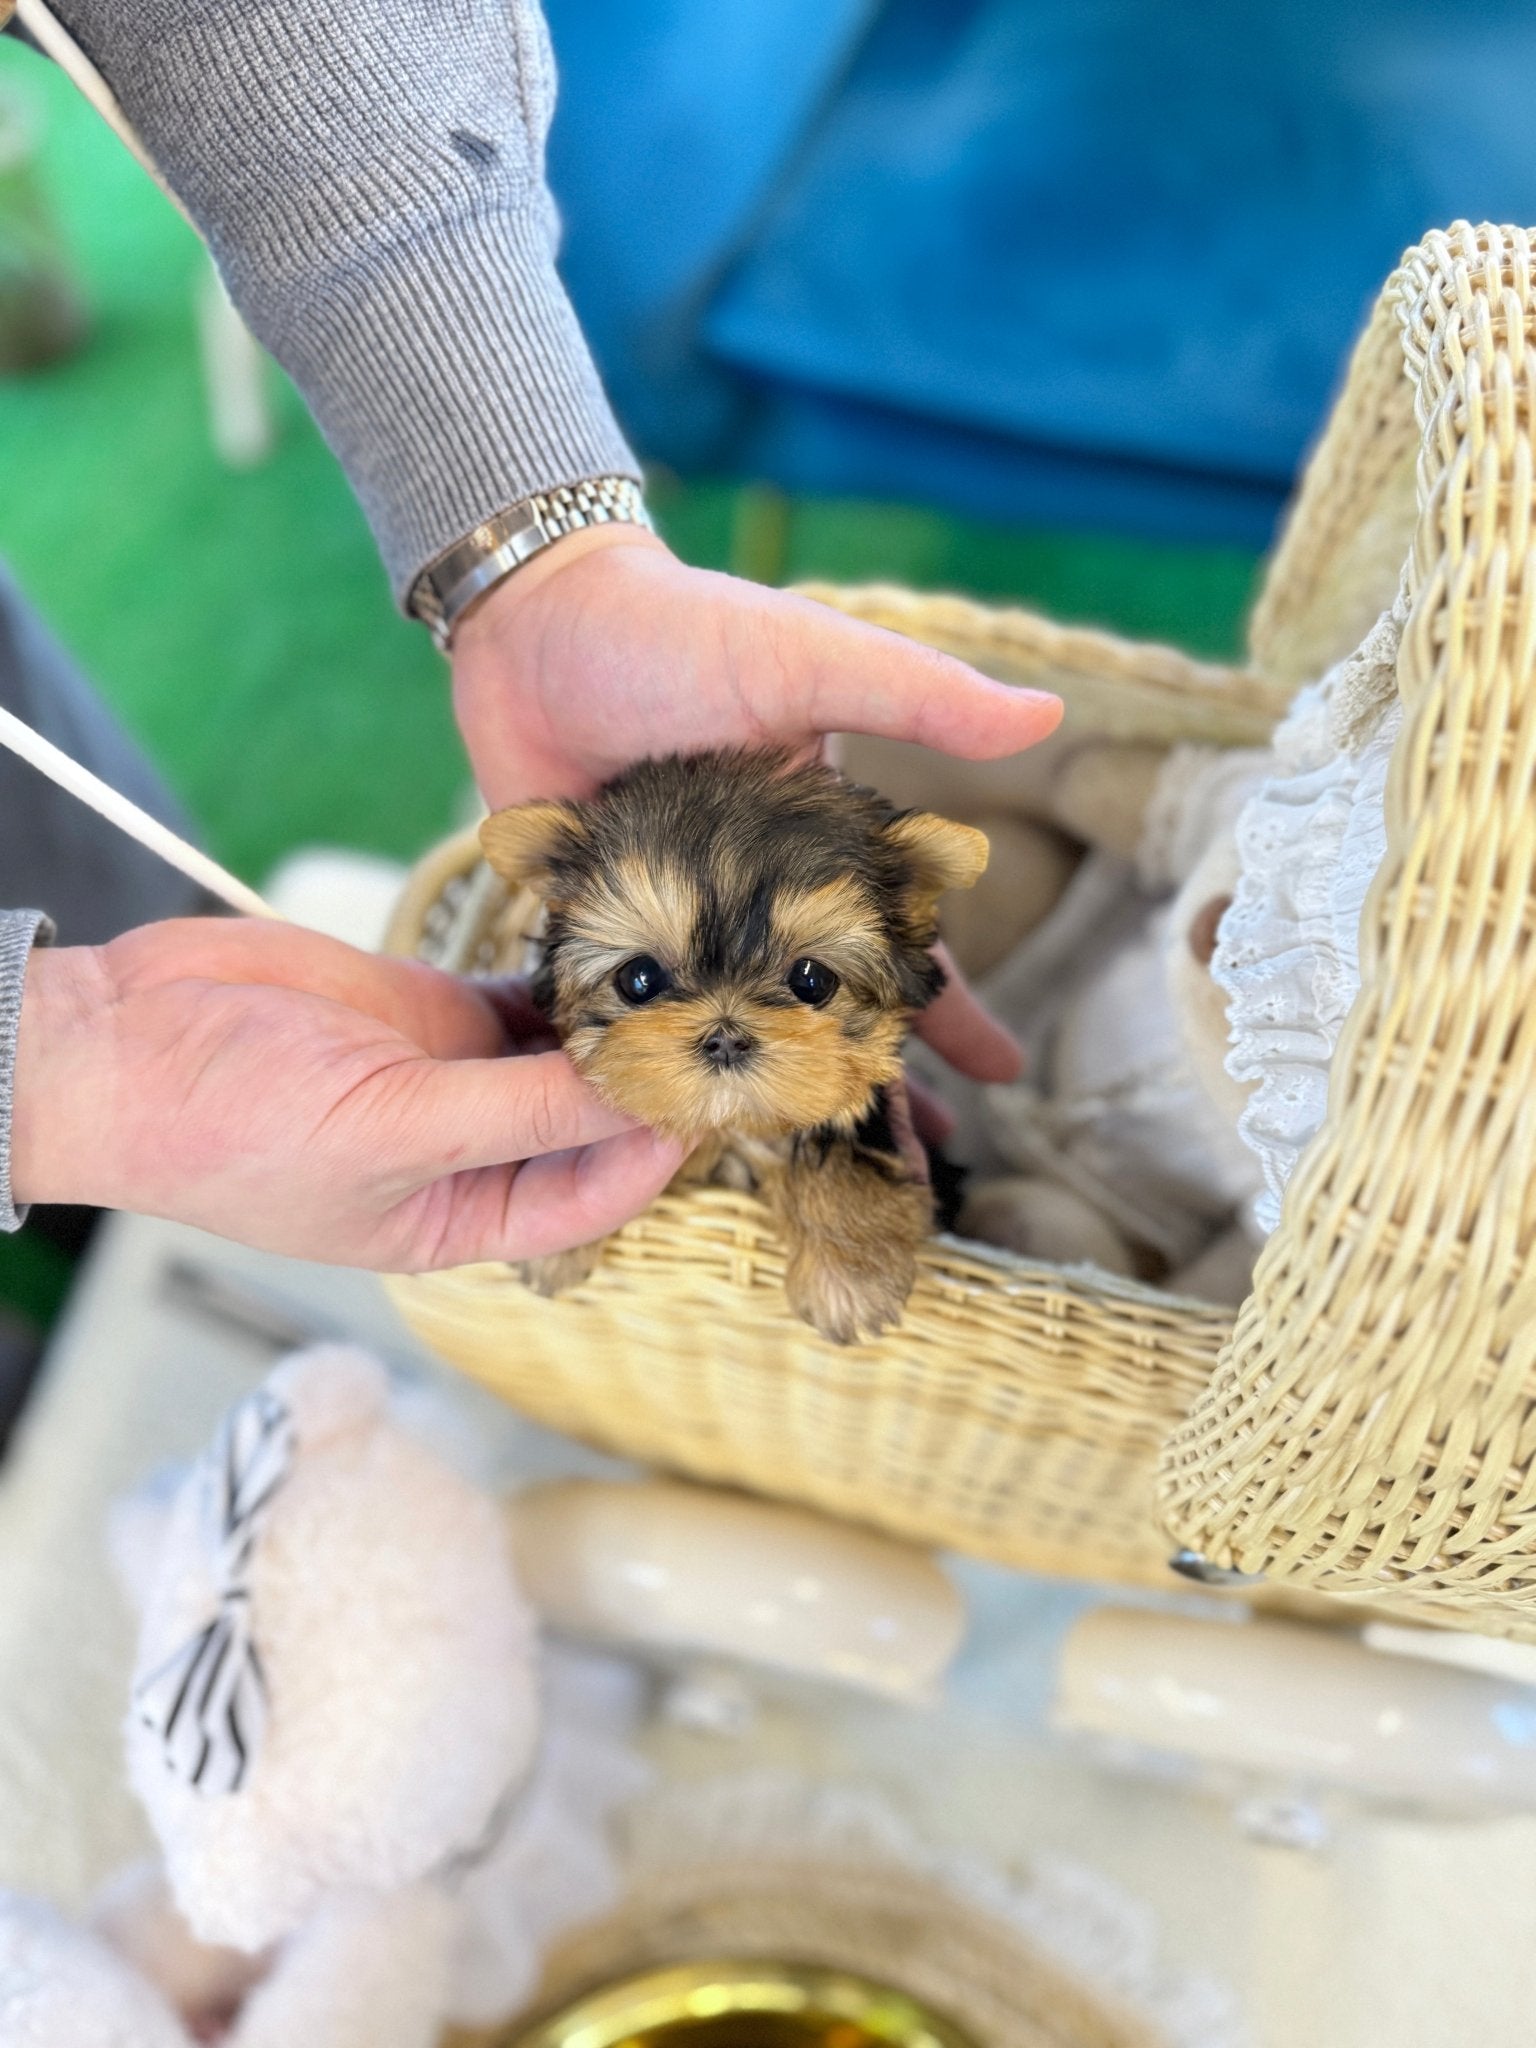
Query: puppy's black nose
700 1022 756 1070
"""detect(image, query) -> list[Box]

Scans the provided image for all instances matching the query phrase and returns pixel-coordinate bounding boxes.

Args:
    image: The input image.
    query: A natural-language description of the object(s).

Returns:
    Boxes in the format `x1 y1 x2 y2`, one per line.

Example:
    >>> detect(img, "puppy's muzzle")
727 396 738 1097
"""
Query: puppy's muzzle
698 1021 757 1072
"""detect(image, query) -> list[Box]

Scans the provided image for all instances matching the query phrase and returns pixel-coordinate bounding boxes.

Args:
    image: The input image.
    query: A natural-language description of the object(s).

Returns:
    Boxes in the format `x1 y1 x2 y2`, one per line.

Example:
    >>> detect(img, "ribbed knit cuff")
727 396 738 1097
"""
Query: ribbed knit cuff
235 202 641 605
52 0 642 607
0 910 54 1233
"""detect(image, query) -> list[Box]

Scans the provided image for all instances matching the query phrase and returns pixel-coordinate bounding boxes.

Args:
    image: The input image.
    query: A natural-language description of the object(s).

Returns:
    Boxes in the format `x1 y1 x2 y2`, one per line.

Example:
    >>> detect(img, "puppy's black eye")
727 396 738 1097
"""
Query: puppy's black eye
614 955 671 1004
787 957 839 1006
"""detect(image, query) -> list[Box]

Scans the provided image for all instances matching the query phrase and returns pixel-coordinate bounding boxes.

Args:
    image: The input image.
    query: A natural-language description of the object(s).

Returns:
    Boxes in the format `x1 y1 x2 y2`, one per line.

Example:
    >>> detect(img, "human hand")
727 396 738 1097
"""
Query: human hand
11 918 684 1270
451 527 1062 1084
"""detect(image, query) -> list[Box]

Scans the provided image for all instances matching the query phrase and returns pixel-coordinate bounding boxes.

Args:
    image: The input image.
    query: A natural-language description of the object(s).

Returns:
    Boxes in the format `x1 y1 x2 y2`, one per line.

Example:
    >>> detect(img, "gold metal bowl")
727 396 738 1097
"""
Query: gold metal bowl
494 1959 981 2048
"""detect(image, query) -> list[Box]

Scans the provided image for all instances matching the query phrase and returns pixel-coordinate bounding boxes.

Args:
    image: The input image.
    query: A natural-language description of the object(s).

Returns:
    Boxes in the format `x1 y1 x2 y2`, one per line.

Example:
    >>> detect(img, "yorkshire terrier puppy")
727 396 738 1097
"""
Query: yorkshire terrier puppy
480 748 988 1343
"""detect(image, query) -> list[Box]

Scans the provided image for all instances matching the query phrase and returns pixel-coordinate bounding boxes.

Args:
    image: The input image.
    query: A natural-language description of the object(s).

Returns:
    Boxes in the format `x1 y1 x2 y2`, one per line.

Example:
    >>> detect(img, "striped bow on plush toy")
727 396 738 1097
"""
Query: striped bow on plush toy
132 1386 294 1796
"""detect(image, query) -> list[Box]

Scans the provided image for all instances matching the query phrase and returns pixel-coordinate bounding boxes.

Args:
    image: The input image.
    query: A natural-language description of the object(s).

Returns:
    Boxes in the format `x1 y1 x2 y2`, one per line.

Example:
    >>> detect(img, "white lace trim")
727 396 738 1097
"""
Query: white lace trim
1212 616 1402 1236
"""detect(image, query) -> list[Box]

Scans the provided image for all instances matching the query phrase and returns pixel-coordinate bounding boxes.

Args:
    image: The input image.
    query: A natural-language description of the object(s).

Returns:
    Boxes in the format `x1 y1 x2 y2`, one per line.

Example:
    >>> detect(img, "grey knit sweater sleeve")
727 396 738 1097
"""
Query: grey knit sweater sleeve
0 912 53 1232
52 0 639 601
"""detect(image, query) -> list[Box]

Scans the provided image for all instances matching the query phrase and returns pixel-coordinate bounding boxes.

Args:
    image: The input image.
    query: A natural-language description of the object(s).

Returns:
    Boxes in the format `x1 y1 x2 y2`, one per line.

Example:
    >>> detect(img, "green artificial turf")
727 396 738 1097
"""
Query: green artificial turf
0 39 1263 1323
0 42 463 888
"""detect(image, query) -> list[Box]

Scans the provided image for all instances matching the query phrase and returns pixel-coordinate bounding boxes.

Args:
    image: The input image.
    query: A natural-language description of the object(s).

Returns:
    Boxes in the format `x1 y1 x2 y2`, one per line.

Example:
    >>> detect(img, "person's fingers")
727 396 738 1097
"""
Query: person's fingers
778 594 1063 761
913 943 1023 1083
111 918 510 1061
403 1126 687 1270
392 1048 639 1175
905 1071 957 1146
367 960 517 1060
285 951 508 1061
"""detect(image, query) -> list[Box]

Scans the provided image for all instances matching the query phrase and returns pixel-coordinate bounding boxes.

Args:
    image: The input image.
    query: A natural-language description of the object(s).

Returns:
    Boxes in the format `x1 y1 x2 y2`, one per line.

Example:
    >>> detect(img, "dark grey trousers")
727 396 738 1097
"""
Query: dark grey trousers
0 564 205 943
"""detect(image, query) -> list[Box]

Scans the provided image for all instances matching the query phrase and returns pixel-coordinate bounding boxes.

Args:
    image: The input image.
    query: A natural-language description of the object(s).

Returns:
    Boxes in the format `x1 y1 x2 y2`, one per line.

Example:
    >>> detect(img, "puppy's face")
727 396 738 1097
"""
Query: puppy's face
481 751 988 1141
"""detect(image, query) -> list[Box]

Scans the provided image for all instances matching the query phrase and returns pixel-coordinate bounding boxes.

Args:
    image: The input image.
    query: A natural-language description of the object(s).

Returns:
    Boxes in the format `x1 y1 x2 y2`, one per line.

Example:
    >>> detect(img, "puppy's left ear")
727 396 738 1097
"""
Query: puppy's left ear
480 800 587 892
883 813 990 918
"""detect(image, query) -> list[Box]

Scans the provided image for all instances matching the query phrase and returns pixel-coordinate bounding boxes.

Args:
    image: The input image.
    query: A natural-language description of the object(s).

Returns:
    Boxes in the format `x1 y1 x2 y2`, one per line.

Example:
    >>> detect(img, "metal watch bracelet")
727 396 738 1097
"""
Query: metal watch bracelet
409 477 652 652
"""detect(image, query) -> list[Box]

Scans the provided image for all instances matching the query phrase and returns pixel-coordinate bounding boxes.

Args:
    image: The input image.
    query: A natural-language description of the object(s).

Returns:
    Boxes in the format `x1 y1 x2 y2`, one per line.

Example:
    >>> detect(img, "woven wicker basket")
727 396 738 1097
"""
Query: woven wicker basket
387 224 1536 1632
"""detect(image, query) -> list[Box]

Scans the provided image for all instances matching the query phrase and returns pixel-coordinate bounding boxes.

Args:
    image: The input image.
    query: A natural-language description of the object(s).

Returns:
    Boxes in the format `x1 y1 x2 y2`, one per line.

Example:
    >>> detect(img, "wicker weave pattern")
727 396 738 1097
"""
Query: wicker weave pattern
1159 224 1536 1630
384 822 1236 1589
387 1193 1226 1587
389 224 1536 1629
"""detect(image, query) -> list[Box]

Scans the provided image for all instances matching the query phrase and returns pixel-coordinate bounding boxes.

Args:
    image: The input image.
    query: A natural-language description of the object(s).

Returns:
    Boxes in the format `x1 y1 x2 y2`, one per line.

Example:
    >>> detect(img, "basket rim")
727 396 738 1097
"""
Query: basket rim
792 579 1291 747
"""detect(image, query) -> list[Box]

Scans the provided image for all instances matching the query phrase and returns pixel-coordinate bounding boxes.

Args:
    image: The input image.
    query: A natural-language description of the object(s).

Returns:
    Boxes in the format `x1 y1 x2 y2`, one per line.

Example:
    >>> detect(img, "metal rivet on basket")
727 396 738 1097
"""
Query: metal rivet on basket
1167 1547 1264 1587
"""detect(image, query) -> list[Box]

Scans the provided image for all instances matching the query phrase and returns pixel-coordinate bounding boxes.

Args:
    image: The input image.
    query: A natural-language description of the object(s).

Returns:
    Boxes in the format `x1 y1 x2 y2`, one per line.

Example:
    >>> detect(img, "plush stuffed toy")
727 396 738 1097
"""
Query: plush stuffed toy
839 728 1166 977
0 1346 649 2048
0 1872 458 2048
0 1891 192 2048
120 1344 538 1953
0 1340 977 2048
917 743 1267 1298
850 604 1404 1308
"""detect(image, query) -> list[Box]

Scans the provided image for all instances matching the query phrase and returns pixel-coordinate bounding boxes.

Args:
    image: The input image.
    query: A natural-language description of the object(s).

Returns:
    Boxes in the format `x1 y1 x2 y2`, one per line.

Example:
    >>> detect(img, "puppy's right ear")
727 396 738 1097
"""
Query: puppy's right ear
479 800 587 892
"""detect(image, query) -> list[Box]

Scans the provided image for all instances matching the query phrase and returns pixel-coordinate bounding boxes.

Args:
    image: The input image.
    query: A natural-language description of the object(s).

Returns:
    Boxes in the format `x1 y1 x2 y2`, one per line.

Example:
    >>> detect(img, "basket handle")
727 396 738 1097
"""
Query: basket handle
1160 224 1536 1622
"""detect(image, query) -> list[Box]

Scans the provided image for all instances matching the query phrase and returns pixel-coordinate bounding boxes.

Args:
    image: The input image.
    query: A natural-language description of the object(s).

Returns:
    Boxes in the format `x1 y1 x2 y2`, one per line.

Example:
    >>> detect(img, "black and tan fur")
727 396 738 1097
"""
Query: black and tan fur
480 748 988 1342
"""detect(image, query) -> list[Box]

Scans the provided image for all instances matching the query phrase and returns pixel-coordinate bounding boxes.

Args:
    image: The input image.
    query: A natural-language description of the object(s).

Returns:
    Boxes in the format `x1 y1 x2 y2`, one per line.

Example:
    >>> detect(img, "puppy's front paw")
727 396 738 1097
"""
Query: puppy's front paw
510 1240 606 1297
786 1239 918 1344
778 1148 930 1343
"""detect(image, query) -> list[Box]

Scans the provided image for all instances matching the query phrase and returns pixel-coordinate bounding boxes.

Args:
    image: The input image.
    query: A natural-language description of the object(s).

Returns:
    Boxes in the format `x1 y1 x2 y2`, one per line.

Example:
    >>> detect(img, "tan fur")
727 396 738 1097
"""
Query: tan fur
882 813 990 918
939 813 1078 977
772 1139 932 1344
549 1122 932 1343
559 858 700 977
511 1240 606 1298
479 801 582 891
568 995 904 1141
769 879 902 999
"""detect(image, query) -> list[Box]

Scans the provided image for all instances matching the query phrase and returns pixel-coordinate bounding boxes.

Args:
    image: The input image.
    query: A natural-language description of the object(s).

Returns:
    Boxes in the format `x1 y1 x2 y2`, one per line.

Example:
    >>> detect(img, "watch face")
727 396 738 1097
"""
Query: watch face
490 1962 977 2048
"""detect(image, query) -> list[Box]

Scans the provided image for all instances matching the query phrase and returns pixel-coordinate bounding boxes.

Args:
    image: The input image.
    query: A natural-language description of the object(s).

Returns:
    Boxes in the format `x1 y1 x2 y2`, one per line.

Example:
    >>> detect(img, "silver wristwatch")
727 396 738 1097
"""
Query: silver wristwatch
409 476 653 651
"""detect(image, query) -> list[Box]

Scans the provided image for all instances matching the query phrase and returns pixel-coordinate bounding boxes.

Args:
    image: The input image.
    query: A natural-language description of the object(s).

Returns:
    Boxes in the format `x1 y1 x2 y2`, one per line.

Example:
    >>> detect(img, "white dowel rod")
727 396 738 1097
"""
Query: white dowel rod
0 705 281 922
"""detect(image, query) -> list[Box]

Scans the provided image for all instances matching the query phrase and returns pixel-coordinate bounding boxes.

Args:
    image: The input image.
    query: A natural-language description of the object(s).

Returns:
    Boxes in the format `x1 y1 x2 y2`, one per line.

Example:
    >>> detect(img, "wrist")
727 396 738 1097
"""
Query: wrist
452 522 670 666
11 944 112 1211
412 480 658 653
